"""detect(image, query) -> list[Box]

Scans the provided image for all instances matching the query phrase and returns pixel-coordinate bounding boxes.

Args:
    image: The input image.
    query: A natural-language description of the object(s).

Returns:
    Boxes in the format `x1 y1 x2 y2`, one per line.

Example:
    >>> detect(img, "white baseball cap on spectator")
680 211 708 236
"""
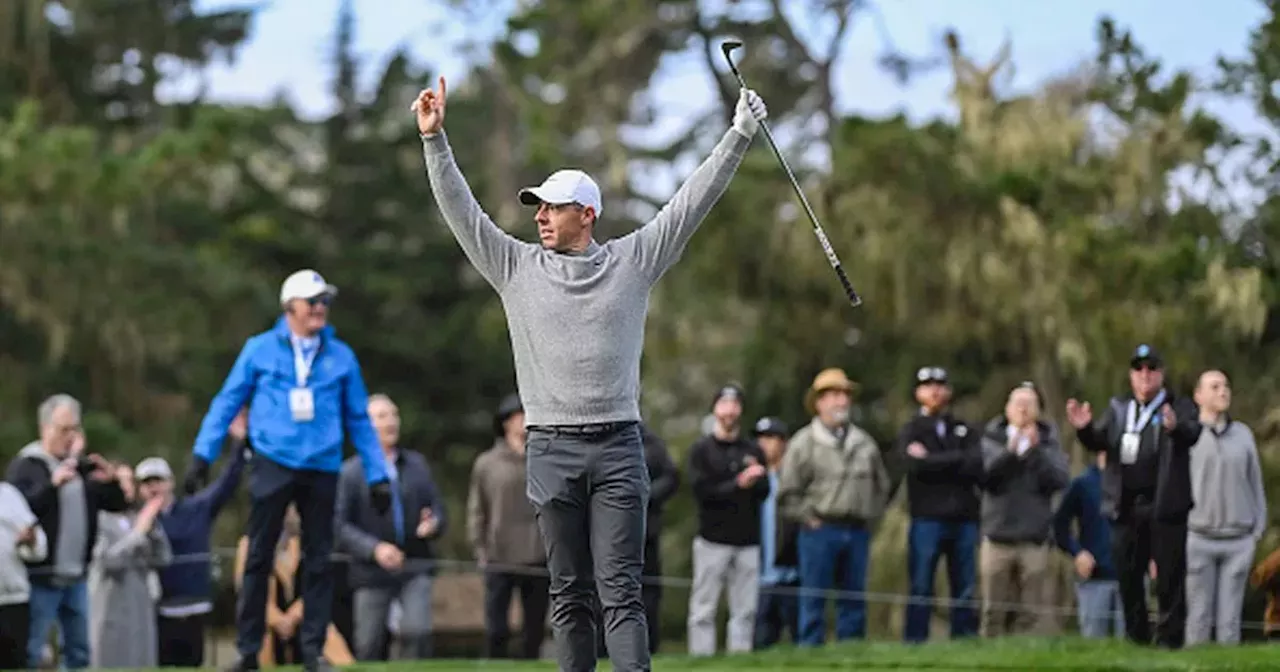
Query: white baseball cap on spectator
279 269 338 306
517 170 603 215
135 457 173 482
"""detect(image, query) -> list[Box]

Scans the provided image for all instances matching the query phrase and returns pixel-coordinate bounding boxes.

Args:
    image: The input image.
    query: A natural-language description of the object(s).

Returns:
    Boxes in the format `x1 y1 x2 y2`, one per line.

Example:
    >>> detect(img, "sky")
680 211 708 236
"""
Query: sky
186 0 1270 204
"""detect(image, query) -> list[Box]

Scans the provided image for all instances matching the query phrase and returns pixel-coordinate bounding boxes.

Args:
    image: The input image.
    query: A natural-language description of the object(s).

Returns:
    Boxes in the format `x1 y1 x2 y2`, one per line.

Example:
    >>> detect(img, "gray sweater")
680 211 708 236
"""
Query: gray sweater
422 127 751 426
1188 419 1268 540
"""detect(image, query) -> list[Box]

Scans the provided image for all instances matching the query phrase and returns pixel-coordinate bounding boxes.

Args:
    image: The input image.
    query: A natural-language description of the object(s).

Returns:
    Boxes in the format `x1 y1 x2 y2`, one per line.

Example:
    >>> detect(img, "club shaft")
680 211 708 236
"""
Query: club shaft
729 66 862 307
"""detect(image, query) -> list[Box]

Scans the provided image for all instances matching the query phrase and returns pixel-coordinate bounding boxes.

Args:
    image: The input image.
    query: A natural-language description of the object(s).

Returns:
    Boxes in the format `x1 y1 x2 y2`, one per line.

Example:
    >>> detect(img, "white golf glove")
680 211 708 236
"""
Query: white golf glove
732 88 768 137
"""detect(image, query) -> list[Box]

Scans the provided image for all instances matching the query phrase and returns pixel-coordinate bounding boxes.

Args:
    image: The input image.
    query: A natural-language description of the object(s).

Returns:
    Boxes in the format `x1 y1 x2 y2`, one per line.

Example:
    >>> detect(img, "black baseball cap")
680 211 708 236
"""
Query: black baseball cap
493 393 523 436
710 384 745 410
1129 344 1163 370
915 366 948 386
753 417 789 438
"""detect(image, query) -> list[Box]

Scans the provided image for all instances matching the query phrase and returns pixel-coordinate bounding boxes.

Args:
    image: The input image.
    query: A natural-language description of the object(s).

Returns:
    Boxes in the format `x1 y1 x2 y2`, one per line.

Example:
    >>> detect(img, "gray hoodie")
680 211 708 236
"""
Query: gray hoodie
980 418 1070 544
1188 419 1268 540
17 442 90 582
0 482 48 605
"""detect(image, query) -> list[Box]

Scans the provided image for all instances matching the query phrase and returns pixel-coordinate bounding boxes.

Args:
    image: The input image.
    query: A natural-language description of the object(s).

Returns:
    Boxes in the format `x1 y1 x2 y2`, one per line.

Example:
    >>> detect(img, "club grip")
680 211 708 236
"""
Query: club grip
833 263 862 307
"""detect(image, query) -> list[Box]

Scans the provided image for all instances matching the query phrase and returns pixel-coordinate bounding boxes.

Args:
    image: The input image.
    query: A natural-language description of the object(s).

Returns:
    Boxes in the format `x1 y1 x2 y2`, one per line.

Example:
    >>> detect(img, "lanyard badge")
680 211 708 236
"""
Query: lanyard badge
1120 391 1165 465
289 339 320 423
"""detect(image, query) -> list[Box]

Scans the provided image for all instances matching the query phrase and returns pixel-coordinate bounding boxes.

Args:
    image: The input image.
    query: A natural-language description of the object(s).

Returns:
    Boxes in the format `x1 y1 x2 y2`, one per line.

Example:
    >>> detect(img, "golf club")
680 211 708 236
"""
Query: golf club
721 40 863 308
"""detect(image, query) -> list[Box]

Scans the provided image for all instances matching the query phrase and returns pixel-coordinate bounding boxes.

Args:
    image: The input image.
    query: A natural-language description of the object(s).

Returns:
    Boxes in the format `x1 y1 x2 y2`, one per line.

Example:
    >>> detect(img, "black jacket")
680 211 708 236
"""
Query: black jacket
1074 390 1200 522
335 449 448 589
642 424 680 542
893 412 984 521
688 433 770 547
6 451 128 583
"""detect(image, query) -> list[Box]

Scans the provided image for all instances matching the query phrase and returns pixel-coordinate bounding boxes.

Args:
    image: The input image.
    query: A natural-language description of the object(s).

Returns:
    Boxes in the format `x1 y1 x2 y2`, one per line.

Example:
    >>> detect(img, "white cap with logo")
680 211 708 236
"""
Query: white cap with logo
279 269 338 306
135 457 173 482
518 170 603 215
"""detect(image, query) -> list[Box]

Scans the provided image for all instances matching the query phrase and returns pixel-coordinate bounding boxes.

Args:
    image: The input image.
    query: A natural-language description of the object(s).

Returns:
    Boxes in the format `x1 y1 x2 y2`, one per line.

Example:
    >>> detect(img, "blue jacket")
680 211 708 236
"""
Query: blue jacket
191 316 389 485
158 438 248 610
1052 465 1116 580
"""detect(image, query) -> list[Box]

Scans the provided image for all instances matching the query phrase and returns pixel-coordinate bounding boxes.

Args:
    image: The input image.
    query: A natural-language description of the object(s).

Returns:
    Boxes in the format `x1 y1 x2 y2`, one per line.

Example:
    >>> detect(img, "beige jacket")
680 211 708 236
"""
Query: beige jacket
778 417 890 523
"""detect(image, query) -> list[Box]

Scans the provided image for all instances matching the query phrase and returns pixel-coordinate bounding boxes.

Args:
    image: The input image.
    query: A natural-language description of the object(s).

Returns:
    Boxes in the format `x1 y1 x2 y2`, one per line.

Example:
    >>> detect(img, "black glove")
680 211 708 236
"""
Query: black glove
370 481 392 514
183 458 210 496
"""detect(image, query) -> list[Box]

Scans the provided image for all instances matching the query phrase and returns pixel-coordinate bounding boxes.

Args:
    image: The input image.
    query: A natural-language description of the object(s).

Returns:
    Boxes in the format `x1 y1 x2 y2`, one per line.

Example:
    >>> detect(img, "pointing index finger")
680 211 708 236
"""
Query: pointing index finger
438 75 446 103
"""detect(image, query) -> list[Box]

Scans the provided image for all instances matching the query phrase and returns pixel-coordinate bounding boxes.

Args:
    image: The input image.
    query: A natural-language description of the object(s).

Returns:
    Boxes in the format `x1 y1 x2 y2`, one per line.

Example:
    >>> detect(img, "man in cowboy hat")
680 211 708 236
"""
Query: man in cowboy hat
778 368 890 647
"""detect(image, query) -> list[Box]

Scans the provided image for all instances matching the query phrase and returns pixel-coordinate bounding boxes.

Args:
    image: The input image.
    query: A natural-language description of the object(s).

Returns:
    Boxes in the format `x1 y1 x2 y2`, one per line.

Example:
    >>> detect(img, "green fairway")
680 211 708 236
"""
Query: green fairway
305 637 1279 670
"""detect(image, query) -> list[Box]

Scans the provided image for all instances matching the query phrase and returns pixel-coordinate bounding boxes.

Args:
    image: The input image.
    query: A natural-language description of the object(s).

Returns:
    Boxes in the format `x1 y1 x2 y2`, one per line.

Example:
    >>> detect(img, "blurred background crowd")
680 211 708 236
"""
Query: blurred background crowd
5 0 1280 666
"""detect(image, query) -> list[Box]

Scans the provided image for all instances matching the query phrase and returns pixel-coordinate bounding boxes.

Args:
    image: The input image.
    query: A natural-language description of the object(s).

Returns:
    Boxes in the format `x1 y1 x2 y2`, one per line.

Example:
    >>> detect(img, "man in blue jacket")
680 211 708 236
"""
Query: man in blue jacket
1053 450 1124 638
187 269 391 672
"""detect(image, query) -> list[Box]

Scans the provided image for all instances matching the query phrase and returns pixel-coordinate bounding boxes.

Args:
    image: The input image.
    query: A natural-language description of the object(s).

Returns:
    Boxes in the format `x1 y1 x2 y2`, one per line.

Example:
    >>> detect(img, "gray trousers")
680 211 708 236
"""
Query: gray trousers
526 423 651 672
353 574 433 661
1185 532 1255 646
687 537 759 656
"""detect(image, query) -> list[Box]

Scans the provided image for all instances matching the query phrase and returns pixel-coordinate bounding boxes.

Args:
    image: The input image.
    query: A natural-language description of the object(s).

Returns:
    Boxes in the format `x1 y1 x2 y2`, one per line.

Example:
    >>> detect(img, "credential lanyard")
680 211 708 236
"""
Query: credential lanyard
292 338 320 387
1124 389 1167 434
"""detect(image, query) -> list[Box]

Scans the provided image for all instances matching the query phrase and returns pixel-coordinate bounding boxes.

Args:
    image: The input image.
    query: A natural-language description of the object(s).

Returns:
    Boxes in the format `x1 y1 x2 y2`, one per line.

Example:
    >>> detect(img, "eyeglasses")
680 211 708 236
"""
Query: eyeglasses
306 295 333 306
916 367 947 383
1131 362 1161 372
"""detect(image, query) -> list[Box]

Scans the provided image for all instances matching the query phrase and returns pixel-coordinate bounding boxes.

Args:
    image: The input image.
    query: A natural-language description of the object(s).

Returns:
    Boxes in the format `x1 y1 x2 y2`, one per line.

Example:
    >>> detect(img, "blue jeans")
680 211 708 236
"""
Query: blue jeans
27 580 90 669
1076 579 1125 638
903 518 978 643
797 524 870 646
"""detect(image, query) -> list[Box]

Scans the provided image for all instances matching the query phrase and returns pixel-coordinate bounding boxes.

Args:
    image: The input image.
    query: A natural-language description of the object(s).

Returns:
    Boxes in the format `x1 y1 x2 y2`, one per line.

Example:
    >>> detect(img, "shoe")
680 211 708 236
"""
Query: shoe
304 657 335 672
223 657 259 672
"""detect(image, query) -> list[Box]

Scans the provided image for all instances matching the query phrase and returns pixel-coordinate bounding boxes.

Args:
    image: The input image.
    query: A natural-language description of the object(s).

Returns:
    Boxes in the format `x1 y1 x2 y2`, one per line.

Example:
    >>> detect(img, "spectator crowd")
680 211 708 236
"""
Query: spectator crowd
5 294 1280 669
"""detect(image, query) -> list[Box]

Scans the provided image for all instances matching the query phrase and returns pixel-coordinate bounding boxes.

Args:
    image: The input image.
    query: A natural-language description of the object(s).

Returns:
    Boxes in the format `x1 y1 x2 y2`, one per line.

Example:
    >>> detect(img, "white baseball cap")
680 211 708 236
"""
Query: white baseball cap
135 457 173 482
279 269 338 306
517 169 603 215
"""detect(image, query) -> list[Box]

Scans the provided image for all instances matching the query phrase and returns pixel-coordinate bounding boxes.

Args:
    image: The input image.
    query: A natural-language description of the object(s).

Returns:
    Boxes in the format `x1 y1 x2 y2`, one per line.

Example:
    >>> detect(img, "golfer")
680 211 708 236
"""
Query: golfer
413 77 767 671
188 269 391 672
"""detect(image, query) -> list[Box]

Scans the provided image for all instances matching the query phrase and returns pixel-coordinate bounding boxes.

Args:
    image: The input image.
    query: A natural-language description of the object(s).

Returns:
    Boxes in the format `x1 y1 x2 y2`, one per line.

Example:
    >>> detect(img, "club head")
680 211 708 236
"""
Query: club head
721 40 743 61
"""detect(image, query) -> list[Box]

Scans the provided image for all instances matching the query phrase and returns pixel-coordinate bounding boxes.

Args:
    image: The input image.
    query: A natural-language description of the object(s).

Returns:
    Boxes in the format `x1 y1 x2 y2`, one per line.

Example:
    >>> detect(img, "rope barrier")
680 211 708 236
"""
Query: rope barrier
34 546 1280 633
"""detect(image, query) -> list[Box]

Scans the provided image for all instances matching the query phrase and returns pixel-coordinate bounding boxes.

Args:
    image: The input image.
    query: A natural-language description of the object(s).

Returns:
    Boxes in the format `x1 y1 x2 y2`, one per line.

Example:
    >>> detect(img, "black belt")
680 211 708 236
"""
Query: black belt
529 421 637 436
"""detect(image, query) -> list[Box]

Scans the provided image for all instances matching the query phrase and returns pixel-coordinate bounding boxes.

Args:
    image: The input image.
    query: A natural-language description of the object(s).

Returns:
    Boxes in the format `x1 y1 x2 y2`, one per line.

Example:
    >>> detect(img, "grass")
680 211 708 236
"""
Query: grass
316 637 1277 670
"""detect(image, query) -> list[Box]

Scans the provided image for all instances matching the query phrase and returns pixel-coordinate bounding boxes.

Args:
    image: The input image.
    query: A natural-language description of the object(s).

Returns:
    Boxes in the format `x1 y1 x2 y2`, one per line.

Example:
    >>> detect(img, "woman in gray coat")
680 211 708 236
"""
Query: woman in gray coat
89 461 172 669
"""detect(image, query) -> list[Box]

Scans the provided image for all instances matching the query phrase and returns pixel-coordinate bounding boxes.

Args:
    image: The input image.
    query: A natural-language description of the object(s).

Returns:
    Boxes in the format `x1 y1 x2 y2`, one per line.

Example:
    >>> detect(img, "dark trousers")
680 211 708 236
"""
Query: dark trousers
236 456 339 666
483 568 550 659
526 423 651 672
755 579 800 649
598 532 663 658
1113 506 1187 649
157 613 208 667
904 518 979 643
0 601 30 671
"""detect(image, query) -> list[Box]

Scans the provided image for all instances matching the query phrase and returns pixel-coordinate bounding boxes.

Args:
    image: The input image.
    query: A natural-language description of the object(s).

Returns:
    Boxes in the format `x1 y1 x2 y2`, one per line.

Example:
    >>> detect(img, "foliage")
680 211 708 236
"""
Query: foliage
3 0 1280 642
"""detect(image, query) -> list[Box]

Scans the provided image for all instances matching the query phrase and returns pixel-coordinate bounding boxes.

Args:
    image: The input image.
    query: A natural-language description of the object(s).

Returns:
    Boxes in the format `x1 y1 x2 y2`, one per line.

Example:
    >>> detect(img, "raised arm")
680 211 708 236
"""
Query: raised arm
622 90 766 282
192 436 249 516
192 338 259 465
420 130 527 290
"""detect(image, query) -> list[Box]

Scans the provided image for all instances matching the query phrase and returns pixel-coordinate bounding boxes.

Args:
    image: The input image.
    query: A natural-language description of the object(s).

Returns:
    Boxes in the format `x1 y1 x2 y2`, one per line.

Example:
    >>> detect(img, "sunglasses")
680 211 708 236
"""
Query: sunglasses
916 366 947 384
305 295 333 307
1130 362 1161 372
